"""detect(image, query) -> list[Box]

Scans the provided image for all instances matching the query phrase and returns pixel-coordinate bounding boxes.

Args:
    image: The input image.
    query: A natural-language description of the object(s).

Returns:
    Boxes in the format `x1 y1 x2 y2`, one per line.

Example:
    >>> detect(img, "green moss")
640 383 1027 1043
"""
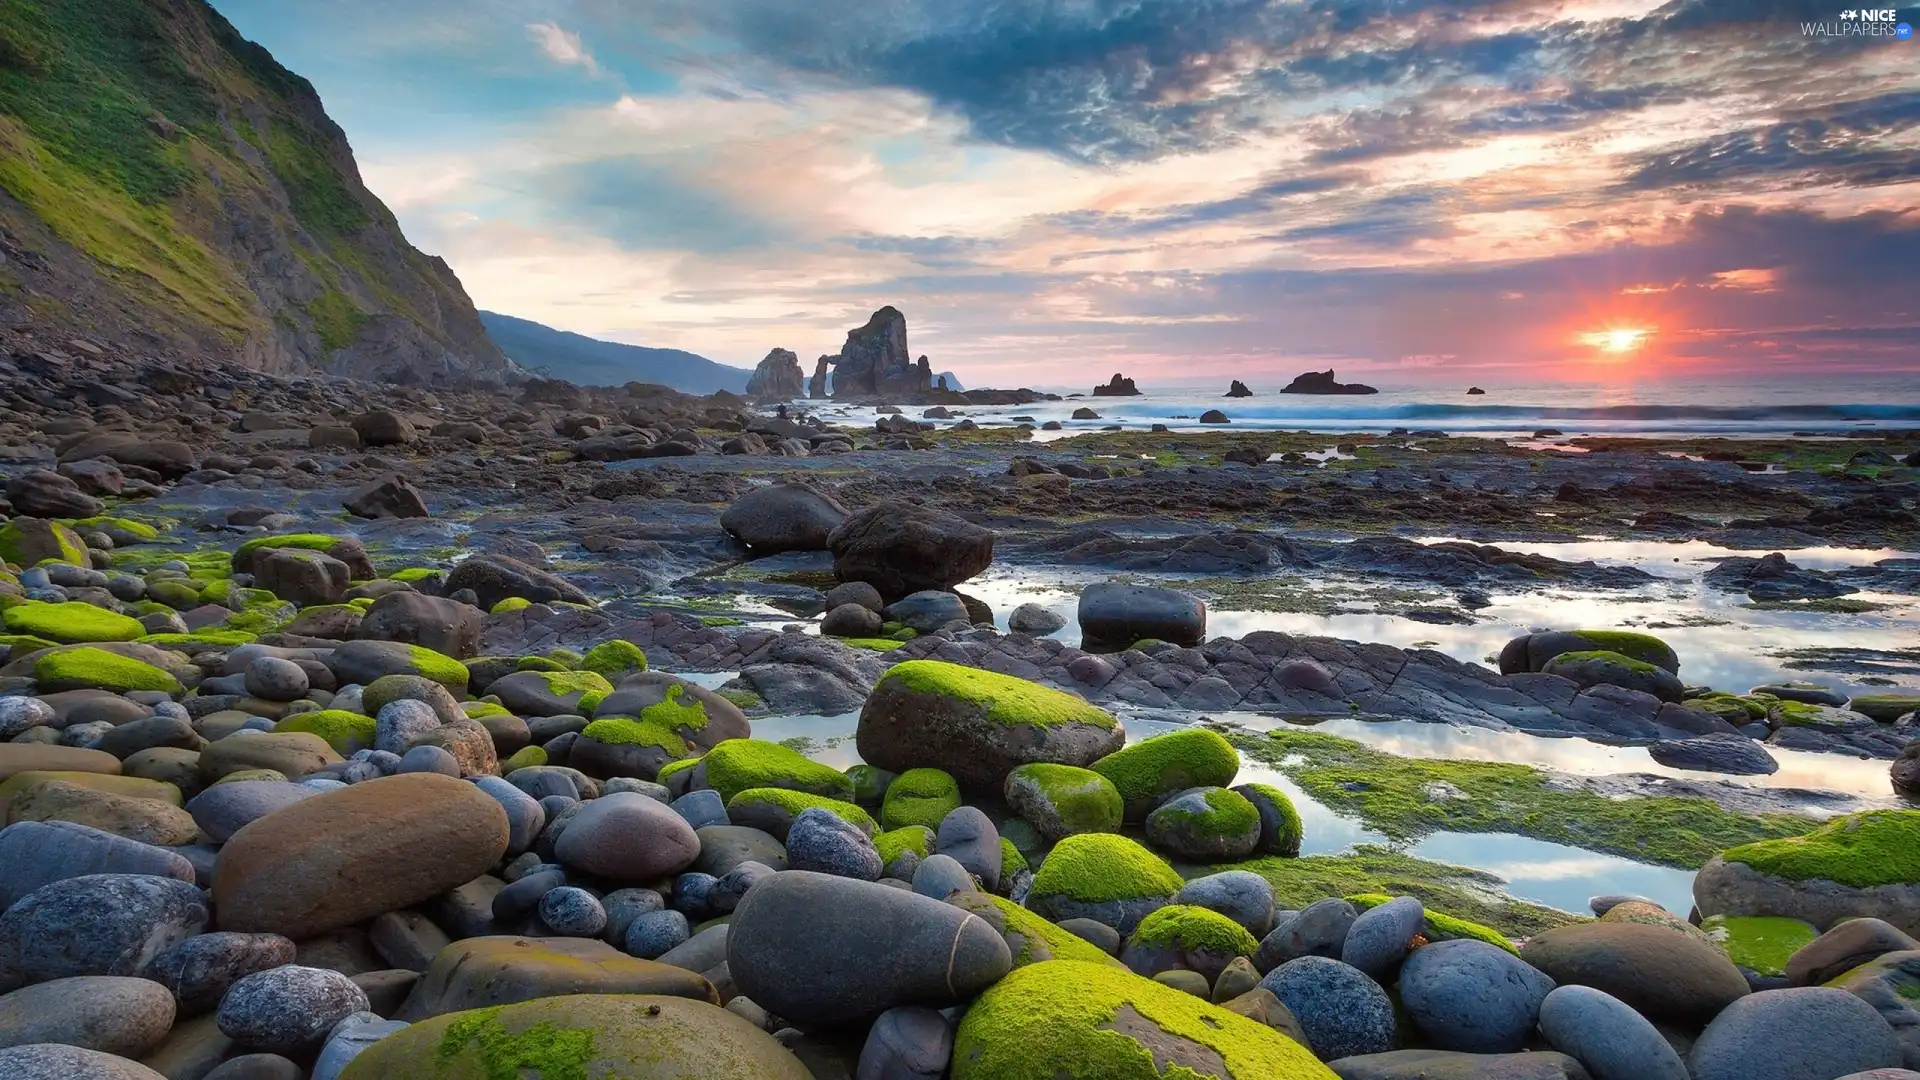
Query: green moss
1564 630 1676 671
1238 782 1303 858
524 669 613 713
1347 893 1518 956
1208 847 1582 940
579 639 648 678
405 644 471 693
874 825 936 866
952 960 1335 1080
950 891 1124 969
514 655 568 673
1090 729 1238 815
0 633 59 653
655 756 701 786
233 533 342 568
63 516 160 542
1548 649 1657 675
1700 914 1818 977
1684 693 1772 723
1001 837 1028 877
842 637 906 651
881 767 962 831
434 1005 596 1080
699 616 743 627
136 630 257 649
1849 694 1920 722
878 659 1116 730
390 567 439 583
308 286 366 351
1008 763 1124 833
274 709 375 753
1031 833 1181 905
578 717 687 758
701 738 856 802
2 600 143 643
501 745 548 774
726 787 877 834
463 701 510 720
33 646 181 693
717 688 763 712
491 597 532 615
1151 786 1260 841
1234 730 1815 869
1129 904 1259 957
1719 810 1920 888
621 683 709 734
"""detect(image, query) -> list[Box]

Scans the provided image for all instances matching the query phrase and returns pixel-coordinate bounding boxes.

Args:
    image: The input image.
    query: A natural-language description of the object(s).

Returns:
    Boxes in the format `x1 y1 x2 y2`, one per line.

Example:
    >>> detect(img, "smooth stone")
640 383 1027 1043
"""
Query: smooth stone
857 1005 951 1080
1398 939 1555 1053
367 911 449 974
1536 984 1691 1080
0 820 195 909
204 1053 305 1080
1520 922 1750 1024
709 861 777 914
911 853 976 900
787 807 883 880
554 790 701 882
311 1014 405 1080
1689 987 1902 1080
672 788 729 830
625 910 692 960
372 699 439 756
0 874 207 992
0 1044 168 1079
1175 870 1276 938
1328 1049 1591 1080
184 781 321 843
140 932 297 1015
214 773 509 940
1787 918 1920 986
1340 896 1425 978
1260 955 1396 1060
0 976 176 1058
396 744 460 776
395 935 717 1021
656 924 729 974
727 870 1012 1027
1257 898 1357 972
538 886 608 937
216 965 370 1053
1060 918 1122 956
934 806 1001 892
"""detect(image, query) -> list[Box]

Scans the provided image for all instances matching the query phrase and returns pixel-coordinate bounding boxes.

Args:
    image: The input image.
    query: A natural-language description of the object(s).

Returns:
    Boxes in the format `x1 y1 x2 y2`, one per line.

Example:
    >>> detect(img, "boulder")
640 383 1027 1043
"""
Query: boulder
1831 951 1920 1070
1788 918 1920 986
727 871 1011 1027
442 554 590 611
141 932 296 1015
397 936 716 1020
857 660 1123 793
1261 955 1397 1060
1120 904 1259 983
215 965 369 1054
342 475 429 520
554 791 701 882
1089 728 1238 820
827 503 994 599
1543 650 1684 702
1536 983 1687 1080
720 483 848 553
0 820 195 909
214 774 510 940
0 874 208 992
1144 787 1261 861
951 959 1331 1080
344 993 807 1080
1693 811 1920 935
1519 922 1748 1024
1398 939 1554 1053
254 548 351 607
1077 583 1206 649
0 1044 169 1078
1025 833 1182 935
884 590 971 633
0 976 176 1057
1499 630 1678 675
356 592 482 659
1688 987 1901 1080
1648 732 1777 775
1003 763 1123 841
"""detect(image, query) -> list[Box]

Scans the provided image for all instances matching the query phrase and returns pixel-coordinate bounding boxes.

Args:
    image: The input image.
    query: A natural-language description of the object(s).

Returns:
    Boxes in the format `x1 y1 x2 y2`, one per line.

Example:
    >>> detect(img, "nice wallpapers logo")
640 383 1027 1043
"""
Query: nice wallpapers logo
1804 8 1914 36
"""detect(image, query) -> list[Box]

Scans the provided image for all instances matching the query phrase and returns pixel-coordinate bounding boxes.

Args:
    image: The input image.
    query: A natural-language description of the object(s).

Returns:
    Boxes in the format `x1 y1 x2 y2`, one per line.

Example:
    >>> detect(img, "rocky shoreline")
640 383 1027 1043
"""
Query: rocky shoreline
2 341 1920 1079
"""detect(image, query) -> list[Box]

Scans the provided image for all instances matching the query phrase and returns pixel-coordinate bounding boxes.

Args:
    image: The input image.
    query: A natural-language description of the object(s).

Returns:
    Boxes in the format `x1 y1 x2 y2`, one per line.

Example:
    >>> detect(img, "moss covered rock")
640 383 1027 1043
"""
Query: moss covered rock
1090 729 1239 821
1121 904 1260 983
1232 783 1303 858
341 993 808 1079
28 645 183 693
1501 629 1679 675
1542 650 1685 702
3 601 144 643
272 709 377 755
874 825 936 879
591 674 750 755
952 959 1336 1080
1347 893 1517 957
1695 810 1920 934
1004 762 1124 841
329 640 469 693
726 788 876 840
947 890 1125 970
700 739 854 803
1767 699 1878 732
580 639 649 679
1145 787 1261 862
488 669 615 717
232 534 374 579
856 660 1123 792
880 767 961 831
1028 833 1183 934
1850 693 1920 723
0 517 89 567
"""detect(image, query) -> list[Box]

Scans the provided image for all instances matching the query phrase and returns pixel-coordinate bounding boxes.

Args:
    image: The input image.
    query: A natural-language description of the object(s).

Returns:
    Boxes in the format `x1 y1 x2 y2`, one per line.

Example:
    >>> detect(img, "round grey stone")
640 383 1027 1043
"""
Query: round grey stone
538 886 608 937
0 1044 167 1079
1060 918 1123 956
1537 984 1690 1080
911 853 975 900
0 874 208 991
624 909 691 960
469 775 545 857
826 581 884 613
671 872 717 919
216 965 371 1053
601 887 665 944
1175 871 1275 938
1257 897 1357 973
1260 955 1396 1060
788 807 883 880
0 696 55 739
313 1013 407 1080
373 699 441 755
671 789 729 830
185 781 322 843
1340 895 1425 978
140 931 297 1016
1399 939 1555 1053
1689 987 1901 1080
554 791 701 882
0 975 176 1058
1007 603 1067 635
934 806 1000 893
243 658 309 703
858 1006 952 1080
397 744 461 776
0 821 196 910
710 861 777 913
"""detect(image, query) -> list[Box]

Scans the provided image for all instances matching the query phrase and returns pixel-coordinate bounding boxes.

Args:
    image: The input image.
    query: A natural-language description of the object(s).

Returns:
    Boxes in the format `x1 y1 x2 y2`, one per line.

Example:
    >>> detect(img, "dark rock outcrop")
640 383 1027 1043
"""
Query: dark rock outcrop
1280 370 1378 395
1226 380 1252 398
745 349 805 399
1092 373 1141 397
809 356 831 399
830 307 929 400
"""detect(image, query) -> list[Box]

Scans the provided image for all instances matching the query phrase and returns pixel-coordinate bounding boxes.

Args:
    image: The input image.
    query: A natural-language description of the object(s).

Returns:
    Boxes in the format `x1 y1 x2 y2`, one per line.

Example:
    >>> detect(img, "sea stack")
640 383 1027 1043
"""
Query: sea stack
1279 369 1378 395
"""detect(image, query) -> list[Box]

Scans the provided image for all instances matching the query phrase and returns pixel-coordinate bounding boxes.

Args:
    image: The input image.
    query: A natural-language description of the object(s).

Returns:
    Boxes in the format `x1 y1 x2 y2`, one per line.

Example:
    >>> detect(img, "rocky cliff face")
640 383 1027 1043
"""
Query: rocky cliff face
829 306 930 400
0 0 510 383
745 348 805 398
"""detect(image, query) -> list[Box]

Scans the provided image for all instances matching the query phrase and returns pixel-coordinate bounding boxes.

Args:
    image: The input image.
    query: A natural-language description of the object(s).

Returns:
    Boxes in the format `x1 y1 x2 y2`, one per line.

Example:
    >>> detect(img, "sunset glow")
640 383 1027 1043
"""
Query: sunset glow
1582 327 1654 354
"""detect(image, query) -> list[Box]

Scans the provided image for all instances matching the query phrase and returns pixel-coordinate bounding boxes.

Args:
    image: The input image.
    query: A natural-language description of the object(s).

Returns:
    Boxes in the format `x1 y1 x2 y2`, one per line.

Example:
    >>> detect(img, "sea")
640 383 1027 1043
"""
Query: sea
789 377 1920 441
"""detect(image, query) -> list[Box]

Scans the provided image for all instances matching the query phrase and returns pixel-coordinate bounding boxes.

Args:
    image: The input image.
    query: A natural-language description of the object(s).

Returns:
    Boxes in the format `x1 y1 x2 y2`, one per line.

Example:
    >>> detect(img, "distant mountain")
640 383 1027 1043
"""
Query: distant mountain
480 312 750 394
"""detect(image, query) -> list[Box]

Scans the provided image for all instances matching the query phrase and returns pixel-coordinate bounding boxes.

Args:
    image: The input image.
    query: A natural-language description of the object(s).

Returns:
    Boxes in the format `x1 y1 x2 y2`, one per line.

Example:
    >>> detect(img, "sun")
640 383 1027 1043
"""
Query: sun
1578 326 1653 354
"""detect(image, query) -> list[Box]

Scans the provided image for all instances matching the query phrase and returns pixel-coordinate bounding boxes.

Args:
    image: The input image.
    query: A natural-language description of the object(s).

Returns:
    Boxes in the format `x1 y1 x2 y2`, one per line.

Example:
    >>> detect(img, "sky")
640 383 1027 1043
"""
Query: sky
208 0 1920 390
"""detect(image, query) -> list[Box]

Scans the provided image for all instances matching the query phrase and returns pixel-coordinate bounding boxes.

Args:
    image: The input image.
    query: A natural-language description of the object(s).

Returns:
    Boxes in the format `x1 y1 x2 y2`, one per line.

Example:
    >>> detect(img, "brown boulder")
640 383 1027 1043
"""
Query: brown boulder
397 936 717 1020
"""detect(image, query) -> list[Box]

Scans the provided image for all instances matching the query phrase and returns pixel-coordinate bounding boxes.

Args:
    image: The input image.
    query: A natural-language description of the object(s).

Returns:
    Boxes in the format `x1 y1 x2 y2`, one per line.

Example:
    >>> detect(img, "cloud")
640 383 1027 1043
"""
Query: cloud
1622 92 1920 192
528 21 599 74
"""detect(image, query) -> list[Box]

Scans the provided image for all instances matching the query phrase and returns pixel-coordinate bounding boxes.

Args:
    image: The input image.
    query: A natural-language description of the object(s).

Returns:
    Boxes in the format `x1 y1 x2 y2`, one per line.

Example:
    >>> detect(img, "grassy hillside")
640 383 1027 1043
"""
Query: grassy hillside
0 0 507 380
481 311 750 394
